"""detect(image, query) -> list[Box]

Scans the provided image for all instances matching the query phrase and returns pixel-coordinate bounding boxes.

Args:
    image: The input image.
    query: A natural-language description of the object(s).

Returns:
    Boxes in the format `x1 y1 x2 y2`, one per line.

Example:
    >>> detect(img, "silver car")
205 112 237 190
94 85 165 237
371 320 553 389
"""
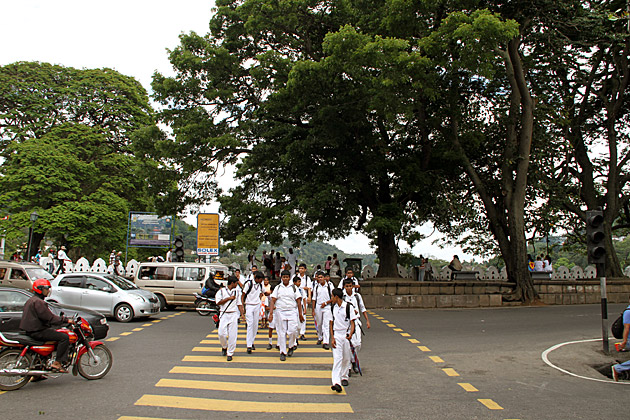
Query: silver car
49 273 160 322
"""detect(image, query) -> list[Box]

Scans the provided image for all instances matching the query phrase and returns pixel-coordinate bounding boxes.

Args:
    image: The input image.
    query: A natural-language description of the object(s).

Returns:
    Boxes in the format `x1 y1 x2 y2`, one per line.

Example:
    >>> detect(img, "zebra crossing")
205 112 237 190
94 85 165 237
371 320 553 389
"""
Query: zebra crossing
118 315 354 419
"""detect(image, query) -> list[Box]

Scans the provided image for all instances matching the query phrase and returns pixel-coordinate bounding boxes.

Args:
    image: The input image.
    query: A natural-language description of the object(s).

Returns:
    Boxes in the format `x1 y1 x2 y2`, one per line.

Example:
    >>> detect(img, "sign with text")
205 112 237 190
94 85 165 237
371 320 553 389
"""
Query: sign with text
128 213 172 246
197 213 220 256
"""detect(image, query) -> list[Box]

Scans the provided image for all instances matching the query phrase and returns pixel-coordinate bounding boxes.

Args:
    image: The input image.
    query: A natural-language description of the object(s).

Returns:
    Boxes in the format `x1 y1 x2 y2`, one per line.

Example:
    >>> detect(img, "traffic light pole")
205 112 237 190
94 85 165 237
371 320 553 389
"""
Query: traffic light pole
600 274 609 354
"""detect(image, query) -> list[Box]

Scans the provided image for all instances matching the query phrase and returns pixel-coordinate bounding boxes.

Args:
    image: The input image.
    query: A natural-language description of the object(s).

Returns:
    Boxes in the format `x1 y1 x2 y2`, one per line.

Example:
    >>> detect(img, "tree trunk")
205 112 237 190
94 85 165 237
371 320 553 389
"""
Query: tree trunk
603 219 623 277
503 225 538 302
26 231 46 262
375 231 400 278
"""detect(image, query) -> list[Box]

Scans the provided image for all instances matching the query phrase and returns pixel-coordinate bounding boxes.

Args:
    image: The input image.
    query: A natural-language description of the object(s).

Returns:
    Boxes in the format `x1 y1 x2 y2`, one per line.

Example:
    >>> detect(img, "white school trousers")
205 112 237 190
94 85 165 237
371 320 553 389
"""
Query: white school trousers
218 311 239 356
274 309 298 355
245 304 261 348
314 306 332 344
331 331 351 385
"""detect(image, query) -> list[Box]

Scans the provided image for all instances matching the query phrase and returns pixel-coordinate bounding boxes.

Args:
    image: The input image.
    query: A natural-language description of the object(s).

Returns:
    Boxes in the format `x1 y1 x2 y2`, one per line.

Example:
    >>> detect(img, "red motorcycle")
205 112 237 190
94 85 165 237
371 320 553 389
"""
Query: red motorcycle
0 314 112 390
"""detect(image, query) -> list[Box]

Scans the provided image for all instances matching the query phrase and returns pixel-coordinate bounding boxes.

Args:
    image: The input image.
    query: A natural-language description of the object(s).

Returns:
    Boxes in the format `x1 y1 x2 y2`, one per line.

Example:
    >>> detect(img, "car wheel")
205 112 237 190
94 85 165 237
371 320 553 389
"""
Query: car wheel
157 295 168 311
114 303 133 323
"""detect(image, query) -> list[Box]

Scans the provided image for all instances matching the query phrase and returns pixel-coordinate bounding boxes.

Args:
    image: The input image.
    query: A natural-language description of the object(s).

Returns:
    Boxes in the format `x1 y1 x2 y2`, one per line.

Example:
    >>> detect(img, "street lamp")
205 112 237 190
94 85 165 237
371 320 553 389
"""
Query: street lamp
26 211 39 261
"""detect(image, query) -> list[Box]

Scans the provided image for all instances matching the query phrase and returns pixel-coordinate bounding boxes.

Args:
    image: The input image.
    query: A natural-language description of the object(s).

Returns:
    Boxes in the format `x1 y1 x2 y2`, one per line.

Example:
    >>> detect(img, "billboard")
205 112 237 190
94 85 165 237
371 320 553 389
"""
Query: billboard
197 213 220 256
128 213 172 247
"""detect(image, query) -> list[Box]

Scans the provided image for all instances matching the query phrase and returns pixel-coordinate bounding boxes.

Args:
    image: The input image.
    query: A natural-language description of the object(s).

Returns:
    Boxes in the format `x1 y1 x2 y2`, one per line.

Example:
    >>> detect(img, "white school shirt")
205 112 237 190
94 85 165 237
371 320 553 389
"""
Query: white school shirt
533 260 544 272
242 280 264 305
337 276 359 289
296 273 313 293
216 287 241 313
331 301 358 334
313 281 334 307
343 290 366 315
271 283 302 311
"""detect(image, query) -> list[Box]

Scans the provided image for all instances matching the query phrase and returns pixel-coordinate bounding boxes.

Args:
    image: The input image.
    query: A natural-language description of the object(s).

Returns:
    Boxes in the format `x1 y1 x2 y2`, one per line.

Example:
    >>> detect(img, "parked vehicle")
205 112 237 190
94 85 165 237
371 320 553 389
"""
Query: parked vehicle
0 287 109 340
49 273 160 323
134 262 229 310
0 313 112 391
0 262 54 291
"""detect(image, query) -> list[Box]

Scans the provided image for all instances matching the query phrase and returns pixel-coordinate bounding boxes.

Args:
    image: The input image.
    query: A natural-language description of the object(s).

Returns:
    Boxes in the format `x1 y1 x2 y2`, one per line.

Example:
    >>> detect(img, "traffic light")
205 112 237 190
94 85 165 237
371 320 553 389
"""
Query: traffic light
586 209 606 266
174 236 185 262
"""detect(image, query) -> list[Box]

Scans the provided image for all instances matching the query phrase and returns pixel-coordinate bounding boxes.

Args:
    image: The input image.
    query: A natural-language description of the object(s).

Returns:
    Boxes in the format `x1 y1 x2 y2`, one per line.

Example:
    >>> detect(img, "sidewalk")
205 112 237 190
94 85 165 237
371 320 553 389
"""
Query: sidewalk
543 337 630 381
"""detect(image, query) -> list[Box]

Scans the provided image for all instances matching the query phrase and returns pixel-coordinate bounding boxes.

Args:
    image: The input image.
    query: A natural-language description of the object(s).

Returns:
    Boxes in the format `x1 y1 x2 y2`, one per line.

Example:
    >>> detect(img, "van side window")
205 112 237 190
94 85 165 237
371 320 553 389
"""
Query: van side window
9 269 26 280
0 268 6 279
156 267 174 280
140 267 157 280
176 267 205 281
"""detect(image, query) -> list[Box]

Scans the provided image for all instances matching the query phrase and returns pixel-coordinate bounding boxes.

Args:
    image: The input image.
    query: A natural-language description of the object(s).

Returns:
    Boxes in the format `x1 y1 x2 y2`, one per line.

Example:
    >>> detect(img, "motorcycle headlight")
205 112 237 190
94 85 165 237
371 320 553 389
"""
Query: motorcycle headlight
100 318 108 325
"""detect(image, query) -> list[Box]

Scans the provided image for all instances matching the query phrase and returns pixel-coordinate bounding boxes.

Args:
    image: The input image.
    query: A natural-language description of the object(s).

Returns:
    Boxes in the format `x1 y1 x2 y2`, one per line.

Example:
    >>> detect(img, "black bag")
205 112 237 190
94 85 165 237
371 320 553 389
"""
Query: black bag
611 309 629 339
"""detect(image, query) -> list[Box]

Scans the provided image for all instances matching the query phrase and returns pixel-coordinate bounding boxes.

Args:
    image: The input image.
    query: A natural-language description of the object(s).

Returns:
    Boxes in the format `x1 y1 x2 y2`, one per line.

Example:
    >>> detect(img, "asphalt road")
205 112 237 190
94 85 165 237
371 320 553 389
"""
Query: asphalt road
0 303 627 419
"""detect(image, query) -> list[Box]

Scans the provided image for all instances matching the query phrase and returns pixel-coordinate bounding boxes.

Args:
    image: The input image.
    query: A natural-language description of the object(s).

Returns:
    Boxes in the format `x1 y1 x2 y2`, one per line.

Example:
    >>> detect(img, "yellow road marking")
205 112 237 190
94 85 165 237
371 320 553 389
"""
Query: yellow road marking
0 391 6 396
119 417 186 420
169 366 330 378
120 332 133 336
458 383 479 392
442 368 459 377
156 378 344 395
192 346 330 354
418 346 430 351
142 323 152 327
183 355 332 364
200 340 301 345
393 328 403 331
429 356 445 363
132 328 144 332
136 395 353 413
106 337 120 342
478 399 503 410
151 320 161 323
380 319 389 323
400 333 411 337
408 339 420 344
206 334 318 339
386 324 396 327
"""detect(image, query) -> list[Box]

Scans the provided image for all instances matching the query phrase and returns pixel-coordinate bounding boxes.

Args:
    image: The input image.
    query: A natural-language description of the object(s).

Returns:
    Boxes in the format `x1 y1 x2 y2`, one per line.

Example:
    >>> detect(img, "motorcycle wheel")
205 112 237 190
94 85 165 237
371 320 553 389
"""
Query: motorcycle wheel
196 300 213 316
0 349 32 391
77 344 113 380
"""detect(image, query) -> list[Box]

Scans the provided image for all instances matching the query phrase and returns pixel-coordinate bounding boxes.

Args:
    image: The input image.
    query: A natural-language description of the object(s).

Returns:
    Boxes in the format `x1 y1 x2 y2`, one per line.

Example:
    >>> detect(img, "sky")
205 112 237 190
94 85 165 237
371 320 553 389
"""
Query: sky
1 1 471 261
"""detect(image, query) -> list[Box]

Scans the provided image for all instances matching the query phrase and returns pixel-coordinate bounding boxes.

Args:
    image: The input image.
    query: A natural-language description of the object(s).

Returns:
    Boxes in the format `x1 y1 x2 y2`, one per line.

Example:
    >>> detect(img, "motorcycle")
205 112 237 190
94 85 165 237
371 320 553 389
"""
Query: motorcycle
194 292 218 317
0 313 112 391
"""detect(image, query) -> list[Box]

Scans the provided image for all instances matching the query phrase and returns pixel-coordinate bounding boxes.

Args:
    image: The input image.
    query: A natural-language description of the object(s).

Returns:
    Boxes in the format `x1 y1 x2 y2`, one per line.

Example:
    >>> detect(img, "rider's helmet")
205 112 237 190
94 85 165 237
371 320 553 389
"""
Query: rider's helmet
32 278 52 295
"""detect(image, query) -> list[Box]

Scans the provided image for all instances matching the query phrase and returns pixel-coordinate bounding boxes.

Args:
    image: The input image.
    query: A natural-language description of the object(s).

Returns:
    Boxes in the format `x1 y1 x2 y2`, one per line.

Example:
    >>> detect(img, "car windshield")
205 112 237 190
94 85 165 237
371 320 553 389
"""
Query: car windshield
105 275 138 291
25 267 54 281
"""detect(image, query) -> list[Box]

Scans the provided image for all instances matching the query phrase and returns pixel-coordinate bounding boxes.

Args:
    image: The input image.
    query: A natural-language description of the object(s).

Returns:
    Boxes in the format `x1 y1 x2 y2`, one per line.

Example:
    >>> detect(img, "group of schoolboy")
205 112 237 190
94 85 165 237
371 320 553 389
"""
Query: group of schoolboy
215 263 370 392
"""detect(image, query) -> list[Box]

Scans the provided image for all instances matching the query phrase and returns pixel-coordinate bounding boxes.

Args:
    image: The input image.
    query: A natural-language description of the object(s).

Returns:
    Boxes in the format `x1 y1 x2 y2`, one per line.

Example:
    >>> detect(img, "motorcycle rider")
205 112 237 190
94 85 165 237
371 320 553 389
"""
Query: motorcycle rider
19 279 73 373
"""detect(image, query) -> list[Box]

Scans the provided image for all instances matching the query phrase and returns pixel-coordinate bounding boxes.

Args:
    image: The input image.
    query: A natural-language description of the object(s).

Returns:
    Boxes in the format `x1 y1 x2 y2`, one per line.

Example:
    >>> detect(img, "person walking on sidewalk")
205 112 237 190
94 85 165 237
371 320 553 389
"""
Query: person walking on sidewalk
312 271 334 349
343 278 371 374
268 270 304 361
216 276 244 361
329 288 357 393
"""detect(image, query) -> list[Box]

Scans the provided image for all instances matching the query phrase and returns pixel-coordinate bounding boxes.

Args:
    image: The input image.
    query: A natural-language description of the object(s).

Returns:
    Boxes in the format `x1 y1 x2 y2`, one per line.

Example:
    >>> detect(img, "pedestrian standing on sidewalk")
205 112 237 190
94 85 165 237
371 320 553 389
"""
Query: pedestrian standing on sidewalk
287 248 298 276
329 288 357 393
312 271 334 349
242 271 265 354
268 270 304 361
216 276 244 361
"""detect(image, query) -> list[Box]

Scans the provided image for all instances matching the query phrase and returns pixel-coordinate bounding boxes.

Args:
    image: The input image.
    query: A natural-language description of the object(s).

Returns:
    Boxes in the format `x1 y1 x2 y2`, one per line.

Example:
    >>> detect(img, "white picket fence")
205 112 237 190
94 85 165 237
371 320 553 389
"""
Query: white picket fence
40 257 139 278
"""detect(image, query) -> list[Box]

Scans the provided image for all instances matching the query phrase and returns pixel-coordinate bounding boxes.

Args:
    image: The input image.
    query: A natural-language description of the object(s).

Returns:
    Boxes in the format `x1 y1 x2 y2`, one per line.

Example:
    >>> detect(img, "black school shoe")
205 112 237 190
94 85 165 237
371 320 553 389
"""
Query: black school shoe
280 353 287 361
341 379 349 386
331 384 342 393
222 348 227 356
267 343 272 350
300 334 307 340
252 344 256 350
352 362 359 373
287 346 295 357
323 344 330 350
247 347 252 354
227 356 233 361
317 339 322 345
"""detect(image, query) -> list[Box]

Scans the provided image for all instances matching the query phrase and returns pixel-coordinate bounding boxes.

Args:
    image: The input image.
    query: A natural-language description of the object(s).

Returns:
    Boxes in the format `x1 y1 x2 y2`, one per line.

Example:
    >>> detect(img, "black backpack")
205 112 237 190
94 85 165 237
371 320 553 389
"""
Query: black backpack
611 309 629 339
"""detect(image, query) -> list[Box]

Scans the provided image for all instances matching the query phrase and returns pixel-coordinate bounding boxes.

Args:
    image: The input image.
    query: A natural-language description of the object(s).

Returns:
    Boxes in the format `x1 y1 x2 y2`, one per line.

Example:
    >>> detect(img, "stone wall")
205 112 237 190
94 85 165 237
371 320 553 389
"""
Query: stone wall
360 278 630 309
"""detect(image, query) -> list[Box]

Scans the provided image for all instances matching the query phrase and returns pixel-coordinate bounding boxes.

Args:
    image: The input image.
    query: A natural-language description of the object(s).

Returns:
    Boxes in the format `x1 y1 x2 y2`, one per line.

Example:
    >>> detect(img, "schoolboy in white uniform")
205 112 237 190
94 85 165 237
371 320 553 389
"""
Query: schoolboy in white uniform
312 271 334 349
295 263 312 340
337 267 360 291
269 270 304 361
329 288 357 392
216 276 244 361
343 278 371 373
242 271 265 354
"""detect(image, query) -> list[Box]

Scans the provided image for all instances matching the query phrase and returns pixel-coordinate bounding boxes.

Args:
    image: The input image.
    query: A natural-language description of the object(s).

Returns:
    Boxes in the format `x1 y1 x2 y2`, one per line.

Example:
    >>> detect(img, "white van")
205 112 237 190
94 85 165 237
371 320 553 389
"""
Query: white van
0 262 55 291
134 262 229 309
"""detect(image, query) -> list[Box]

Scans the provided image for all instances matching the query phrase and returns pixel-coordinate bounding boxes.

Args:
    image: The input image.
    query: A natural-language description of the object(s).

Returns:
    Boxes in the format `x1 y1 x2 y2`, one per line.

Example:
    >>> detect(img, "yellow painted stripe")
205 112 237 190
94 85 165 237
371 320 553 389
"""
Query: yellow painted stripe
0 391 6 396
206 334 318 338
120 332 133 336
156 378 344 395
442 368 459 377
118 417 185 420
200 340 298 345
400 333 411 337
380 319 389 323
169 366 330 378
183 355 331 364
386 324 396 327
136 395 353 413
106 337 120 342
429 356 444 363
408 339 420 344
151 320 161 323
132 328 144 332
192 347 330 354
478 399 503 410
418 346 430 352
142 323 152 327
458 383 478 392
